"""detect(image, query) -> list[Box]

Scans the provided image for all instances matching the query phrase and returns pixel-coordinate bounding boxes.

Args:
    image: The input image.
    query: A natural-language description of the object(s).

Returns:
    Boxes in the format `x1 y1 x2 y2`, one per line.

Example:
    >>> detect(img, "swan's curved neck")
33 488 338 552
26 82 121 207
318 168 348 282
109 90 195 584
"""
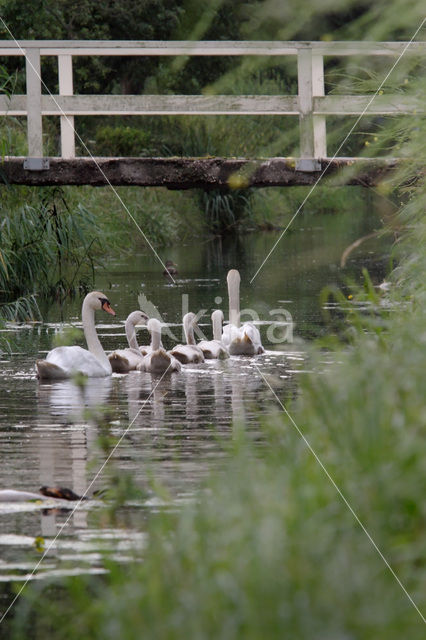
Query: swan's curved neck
126 319 139 350
148 319 162 351
82 297 111 372
227 272 240 327
184 316 196 345
212 310 223 341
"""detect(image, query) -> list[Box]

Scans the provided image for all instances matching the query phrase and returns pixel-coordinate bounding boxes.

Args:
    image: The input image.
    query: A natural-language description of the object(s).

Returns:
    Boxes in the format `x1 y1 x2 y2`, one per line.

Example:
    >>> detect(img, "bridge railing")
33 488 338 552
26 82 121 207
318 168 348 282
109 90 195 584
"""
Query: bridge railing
0 40 425 170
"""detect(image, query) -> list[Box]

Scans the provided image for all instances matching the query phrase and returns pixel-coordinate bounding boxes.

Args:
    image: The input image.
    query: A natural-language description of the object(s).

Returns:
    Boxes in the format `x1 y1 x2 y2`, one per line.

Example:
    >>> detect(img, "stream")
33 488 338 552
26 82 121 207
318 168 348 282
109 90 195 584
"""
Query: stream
0 208 392 584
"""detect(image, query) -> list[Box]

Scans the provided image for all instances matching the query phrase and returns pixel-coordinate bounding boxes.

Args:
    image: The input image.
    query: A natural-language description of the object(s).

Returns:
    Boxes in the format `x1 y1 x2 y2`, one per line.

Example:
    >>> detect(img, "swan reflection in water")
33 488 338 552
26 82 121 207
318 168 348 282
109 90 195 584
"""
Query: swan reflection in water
37 376 113 420
30 353 282 549
35 377 112 534
123 358 263 441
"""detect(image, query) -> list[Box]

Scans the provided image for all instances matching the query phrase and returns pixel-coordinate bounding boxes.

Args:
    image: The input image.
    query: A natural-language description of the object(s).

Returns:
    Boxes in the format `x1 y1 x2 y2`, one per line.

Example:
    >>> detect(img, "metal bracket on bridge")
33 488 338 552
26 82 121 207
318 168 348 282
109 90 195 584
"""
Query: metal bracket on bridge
295 159 321 172
23 158 50 171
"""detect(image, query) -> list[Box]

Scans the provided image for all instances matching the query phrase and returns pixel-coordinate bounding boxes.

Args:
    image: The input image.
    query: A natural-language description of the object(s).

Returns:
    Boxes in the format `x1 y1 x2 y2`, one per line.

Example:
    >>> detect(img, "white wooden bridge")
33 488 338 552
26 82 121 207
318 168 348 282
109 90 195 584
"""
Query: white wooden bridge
0 40 424 187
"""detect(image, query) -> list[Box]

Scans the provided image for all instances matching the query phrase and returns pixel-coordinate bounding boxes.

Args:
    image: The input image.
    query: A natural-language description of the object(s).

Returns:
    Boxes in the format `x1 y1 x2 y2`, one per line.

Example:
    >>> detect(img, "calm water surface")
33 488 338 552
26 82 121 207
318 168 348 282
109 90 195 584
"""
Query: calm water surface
0 210 391 584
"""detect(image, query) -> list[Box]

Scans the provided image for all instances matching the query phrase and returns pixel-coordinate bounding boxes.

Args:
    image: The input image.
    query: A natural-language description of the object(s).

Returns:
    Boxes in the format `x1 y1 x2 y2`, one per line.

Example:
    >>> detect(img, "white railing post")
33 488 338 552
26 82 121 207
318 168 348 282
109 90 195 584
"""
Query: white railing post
312 53 326 158
297 48 326 166
58 54 75 158
25 47 43 158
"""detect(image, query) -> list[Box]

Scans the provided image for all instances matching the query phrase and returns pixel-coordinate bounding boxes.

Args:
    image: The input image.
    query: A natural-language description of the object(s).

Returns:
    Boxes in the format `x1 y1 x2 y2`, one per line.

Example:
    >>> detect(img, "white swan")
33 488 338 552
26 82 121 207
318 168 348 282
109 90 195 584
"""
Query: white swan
137 318 181 374
170 312 205 364
108 310 148 373
222 269 264 356
36 291 116 379
198 310 229 360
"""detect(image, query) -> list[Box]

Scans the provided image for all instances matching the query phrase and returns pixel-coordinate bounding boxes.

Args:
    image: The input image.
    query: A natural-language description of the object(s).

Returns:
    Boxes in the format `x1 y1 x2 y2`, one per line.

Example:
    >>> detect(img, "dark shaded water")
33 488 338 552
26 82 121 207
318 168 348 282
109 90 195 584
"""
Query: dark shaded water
0 210 391 584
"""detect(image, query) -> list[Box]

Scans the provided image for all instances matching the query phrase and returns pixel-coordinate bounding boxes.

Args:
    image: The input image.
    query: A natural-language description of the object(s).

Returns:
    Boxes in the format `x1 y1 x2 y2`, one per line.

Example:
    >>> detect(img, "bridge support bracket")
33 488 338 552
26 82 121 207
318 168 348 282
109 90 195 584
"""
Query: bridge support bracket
295 159 321 172
23 157 50 171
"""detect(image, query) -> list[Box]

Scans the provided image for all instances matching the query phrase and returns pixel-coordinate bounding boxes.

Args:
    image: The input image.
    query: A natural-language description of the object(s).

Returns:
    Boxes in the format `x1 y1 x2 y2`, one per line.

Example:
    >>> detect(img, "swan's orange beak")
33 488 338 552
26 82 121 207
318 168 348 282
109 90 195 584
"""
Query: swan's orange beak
102 300 116 316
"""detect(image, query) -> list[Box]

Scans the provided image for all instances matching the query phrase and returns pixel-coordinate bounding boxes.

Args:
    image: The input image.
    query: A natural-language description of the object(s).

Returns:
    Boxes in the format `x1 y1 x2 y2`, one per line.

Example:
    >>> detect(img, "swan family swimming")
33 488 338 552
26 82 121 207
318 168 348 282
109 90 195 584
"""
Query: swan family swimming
36 270 264 380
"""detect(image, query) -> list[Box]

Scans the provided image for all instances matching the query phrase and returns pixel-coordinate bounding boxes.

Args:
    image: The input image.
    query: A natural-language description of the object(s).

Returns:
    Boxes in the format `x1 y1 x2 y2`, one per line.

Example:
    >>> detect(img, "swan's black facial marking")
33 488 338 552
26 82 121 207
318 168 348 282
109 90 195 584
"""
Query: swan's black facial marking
99 297 116 316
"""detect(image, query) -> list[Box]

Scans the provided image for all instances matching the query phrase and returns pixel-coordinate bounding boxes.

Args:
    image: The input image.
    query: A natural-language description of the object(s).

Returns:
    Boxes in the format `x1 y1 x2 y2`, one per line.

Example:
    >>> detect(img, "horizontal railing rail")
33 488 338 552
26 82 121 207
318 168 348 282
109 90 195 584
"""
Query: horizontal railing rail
0 40 425 170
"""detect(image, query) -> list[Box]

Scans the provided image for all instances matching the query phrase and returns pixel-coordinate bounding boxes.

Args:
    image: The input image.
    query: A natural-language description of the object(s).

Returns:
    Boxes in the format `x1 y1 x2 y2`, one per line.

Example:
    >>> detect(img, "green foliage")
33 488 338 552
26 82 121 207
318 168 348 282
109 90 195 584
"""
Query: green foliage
319 267 395 345
201 188 255 233
88 125 155 157
52 325 84 348
0 62 17 97
0 187 103 304
0 0 184 94
72 185 203 248
0 294 40 322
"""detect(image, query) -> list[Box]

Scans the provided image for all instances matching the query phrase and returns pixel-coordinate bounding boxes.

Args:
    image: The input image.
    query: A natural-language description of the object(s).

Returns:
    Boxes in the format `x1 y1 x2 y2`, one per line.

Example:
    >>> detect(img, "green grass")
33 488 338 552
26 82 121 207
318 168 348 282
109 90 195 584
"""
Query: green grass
0 187 103 306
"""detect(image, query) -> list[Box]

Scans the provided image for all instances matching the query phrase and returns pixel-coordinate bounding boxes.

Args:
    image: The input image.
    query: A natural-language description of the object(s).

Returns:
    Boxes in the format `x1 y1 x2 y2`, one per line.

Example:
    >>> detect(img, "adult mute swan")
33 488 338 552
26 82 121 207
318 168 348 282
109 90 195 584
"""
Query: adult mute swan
170 312 205 364
198 310 229 360
108 310 148 373
137 318 181 374
222 269 264 356
36 291 116 379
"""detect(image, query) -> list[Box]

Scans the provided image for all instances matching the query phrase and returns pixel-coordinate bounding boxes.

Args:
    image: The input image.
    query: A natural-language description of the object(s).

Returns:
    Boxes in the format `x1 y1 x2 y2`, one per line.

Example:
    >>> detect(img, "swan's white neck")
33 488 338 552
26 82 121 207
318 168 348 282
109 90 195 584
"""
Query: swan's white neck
82 296 111 373
126 318 139 350
227 270 240 328
212 310 223 341
183 314 196 345
148 319 162 351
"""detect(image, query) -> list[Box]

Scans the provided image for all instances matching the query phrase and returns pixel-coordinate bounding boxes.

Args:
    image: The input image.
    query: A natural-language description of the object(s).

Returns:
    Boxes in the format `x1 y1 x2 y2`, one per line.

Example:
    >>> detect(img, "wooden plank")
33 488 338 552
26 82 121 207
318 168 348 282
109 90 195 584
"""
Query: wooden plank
25 48 43 157
0 94 300 116
297 49 315 157
312 55 326 157
0 95 27 114
314 94 423 114
58 55 75 158
1 94 423 117
0 156 403 188
0 40 425 57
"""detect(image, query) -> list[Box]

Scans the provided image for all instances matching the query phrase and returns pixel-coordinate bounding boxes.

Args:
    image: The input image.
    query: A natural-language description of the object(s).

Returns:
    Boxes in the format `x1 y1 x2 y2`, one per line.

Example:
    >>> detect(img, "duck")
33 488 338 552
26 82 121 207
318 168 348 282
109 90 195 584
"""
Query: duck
137 318 181 374
198 310 229 360
163 260 178 277
36 291 116 379
108 310 148 373
169 312 205 364
222 269 264 356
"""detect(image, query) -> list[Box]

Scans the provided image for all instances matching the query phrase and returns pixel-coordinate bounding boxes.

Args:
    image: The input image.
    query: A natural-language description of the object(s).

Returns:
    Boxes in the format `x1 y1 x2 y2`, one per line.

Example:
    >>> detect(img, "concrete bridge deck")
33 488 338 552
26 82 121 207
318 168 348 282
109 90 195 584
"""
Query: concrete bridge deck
0 156 402 188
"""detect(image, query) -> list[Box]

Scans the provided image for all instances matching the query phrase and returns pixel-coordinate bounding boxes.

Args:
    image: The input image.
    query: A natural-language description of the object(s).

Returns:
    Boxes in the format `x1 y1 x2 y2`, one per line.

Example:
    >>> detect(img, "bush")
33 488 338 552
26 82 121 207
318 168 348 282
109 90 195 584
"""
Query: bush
0 187 103 304
91 125 156 157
